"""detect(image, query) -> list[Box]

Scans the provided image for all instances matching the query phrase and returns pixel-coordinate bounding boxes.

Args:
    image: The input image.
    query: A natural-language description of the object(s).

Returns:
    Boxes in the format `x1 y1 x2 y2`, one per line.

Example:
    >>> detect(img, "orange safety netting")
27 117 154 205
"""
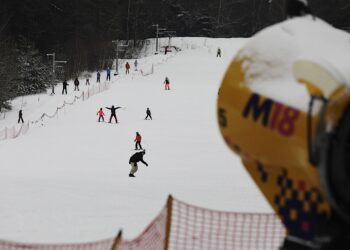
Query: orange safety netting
117 204 167 250
0 196 286 250
167 198 285 250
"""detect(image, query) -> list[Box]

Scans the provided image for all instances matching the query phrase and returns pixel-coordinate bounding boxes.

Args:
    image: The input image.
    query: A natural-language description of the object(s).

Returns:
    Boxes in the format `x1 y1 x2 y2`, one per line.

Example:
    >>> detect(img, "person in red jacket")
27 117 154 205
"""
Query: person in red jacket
125 62 130 74
134 132 143 150
164 77 170 90
96 108 105 122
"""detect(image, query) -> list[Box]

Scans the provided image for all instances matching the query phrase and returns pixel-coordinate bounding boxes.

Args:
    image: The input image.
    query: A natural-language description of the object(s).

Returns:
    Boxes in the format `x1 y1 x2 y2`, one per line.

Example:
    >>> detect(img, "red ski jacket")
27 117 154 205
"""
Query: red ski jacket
135 135 141 142
97 110 105 116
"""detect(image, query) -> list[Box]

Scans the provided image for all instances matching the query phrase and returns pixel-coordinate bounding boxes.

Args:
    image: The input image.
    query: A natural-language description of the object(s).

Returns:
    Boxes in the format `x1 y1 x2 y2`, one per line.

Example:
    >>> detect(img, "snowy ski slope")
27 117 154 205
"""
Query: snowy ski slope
0 38 271 243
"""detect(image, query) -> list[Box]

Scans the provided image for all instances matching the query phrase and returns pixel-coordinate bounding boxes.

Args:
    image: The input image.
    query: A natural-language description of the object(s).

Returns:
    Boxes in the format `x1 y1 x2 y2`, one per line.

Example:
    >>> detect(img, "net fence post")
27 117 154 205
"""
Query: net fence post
164 195 173 250
110 230 123 250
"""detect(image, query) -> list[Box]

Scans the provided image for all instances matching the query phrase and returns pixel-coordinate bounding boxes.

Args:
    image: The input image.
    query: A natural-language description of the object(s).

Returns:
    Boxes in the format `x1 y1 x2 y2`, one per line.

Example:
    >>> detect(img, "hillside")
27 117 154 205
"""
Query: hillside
0 37 271 243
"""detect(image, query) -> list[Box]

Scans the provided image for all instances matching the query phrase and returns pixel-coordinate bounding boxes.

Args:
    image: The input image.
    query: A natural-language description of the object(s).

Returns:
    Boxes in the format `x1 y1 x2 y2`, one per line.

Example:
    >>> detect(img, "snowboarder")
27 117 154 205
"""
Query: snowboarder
105 105 121 123
86 78 90 86
125 62 130 74
129 150 148 177
106 67 111 81
217 47 221 57
286 0 314 18
134 60 138 71
96 108 105 122
145 108 152 120
97 72 101 83
74 78 80 91
62 80 69 95
164 77 170 90
18 110 24 123
134 132 143 150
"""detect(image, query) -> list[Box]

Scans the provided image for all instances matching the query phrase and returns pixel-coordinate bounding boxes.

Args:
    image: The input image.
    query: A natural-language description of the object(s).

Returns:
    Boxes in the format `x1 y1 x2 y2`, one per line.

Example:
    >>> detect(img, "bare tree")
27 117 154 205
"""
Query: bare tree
217 0 223 24
126 0 131 41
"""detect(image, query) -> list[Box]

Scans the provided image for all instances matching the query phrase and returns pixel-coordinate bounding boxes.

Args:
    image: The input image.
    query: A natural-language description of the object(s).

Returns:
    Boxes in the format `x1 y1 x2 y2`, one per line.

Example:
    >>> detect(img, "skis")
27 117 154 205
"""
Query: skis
97 121 119 124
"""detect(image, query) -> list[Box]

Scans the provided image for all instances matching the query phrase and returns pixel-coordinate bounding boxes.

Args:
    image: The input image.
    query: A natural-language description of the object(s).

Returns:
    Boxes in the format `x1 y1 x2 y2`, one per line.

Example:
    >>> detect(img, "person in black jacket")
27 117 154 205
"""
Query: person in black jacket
105 105 121 123
129 150 148 177
97 72 101 83
18 110 24 123
62 80 69 95
145 108 152 120
74 78 80 91
217 47 221 57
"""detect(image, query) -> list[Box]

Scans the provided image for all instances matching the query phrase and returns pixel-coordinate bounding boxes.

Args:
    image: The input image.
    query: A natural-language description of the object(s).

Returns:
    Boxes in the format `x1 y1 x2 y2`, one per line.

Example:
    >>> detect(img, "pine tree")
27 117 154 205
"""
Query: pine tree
13 37 51 95
0 39 17 111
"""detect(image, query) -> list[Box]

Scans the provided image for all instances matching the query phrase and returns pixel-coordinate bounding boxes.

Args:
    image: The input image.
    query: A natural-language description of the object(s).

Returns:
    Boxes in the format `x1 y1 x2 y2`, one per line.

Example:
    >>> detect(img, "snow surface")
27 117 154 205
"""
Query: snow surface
0 37 272 243
238 16 350 111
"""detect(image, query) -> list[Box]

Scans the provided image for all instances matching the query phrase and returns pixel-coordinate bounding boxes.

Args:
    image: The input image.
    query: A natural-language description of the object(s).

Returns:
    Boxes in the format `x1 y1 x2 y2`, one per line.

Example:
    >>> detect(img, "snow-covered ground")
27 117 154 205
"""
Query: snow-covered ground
0 37 272 243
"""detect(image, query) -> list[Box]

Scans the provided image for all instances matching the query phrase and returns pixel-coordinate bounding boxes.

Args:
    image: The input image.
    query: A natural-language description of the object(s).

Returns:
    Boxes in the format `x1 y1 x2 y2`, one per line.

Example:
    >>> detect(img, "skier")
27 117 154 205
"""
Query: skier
74 77 80 91
134 132 143 150
134 60 138 71
286 0 314 18
97 71 101 83
86 78 90 86
145 108 152 120
125 62 130 74
128 150 148 177
62 80 69 95
105 105 121 123
106 67 111 81
217 47 221 57
18 110 24 123
164 77 170 90
96 108 105 122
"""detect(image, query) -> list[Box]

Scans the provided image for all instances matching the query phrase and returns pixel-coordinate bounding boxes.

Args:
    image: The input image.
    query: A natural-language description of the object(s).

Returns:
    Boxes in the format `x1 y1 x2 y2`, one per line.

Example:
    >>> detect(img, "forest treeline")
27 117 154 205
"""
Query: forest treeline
0 0 349 110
